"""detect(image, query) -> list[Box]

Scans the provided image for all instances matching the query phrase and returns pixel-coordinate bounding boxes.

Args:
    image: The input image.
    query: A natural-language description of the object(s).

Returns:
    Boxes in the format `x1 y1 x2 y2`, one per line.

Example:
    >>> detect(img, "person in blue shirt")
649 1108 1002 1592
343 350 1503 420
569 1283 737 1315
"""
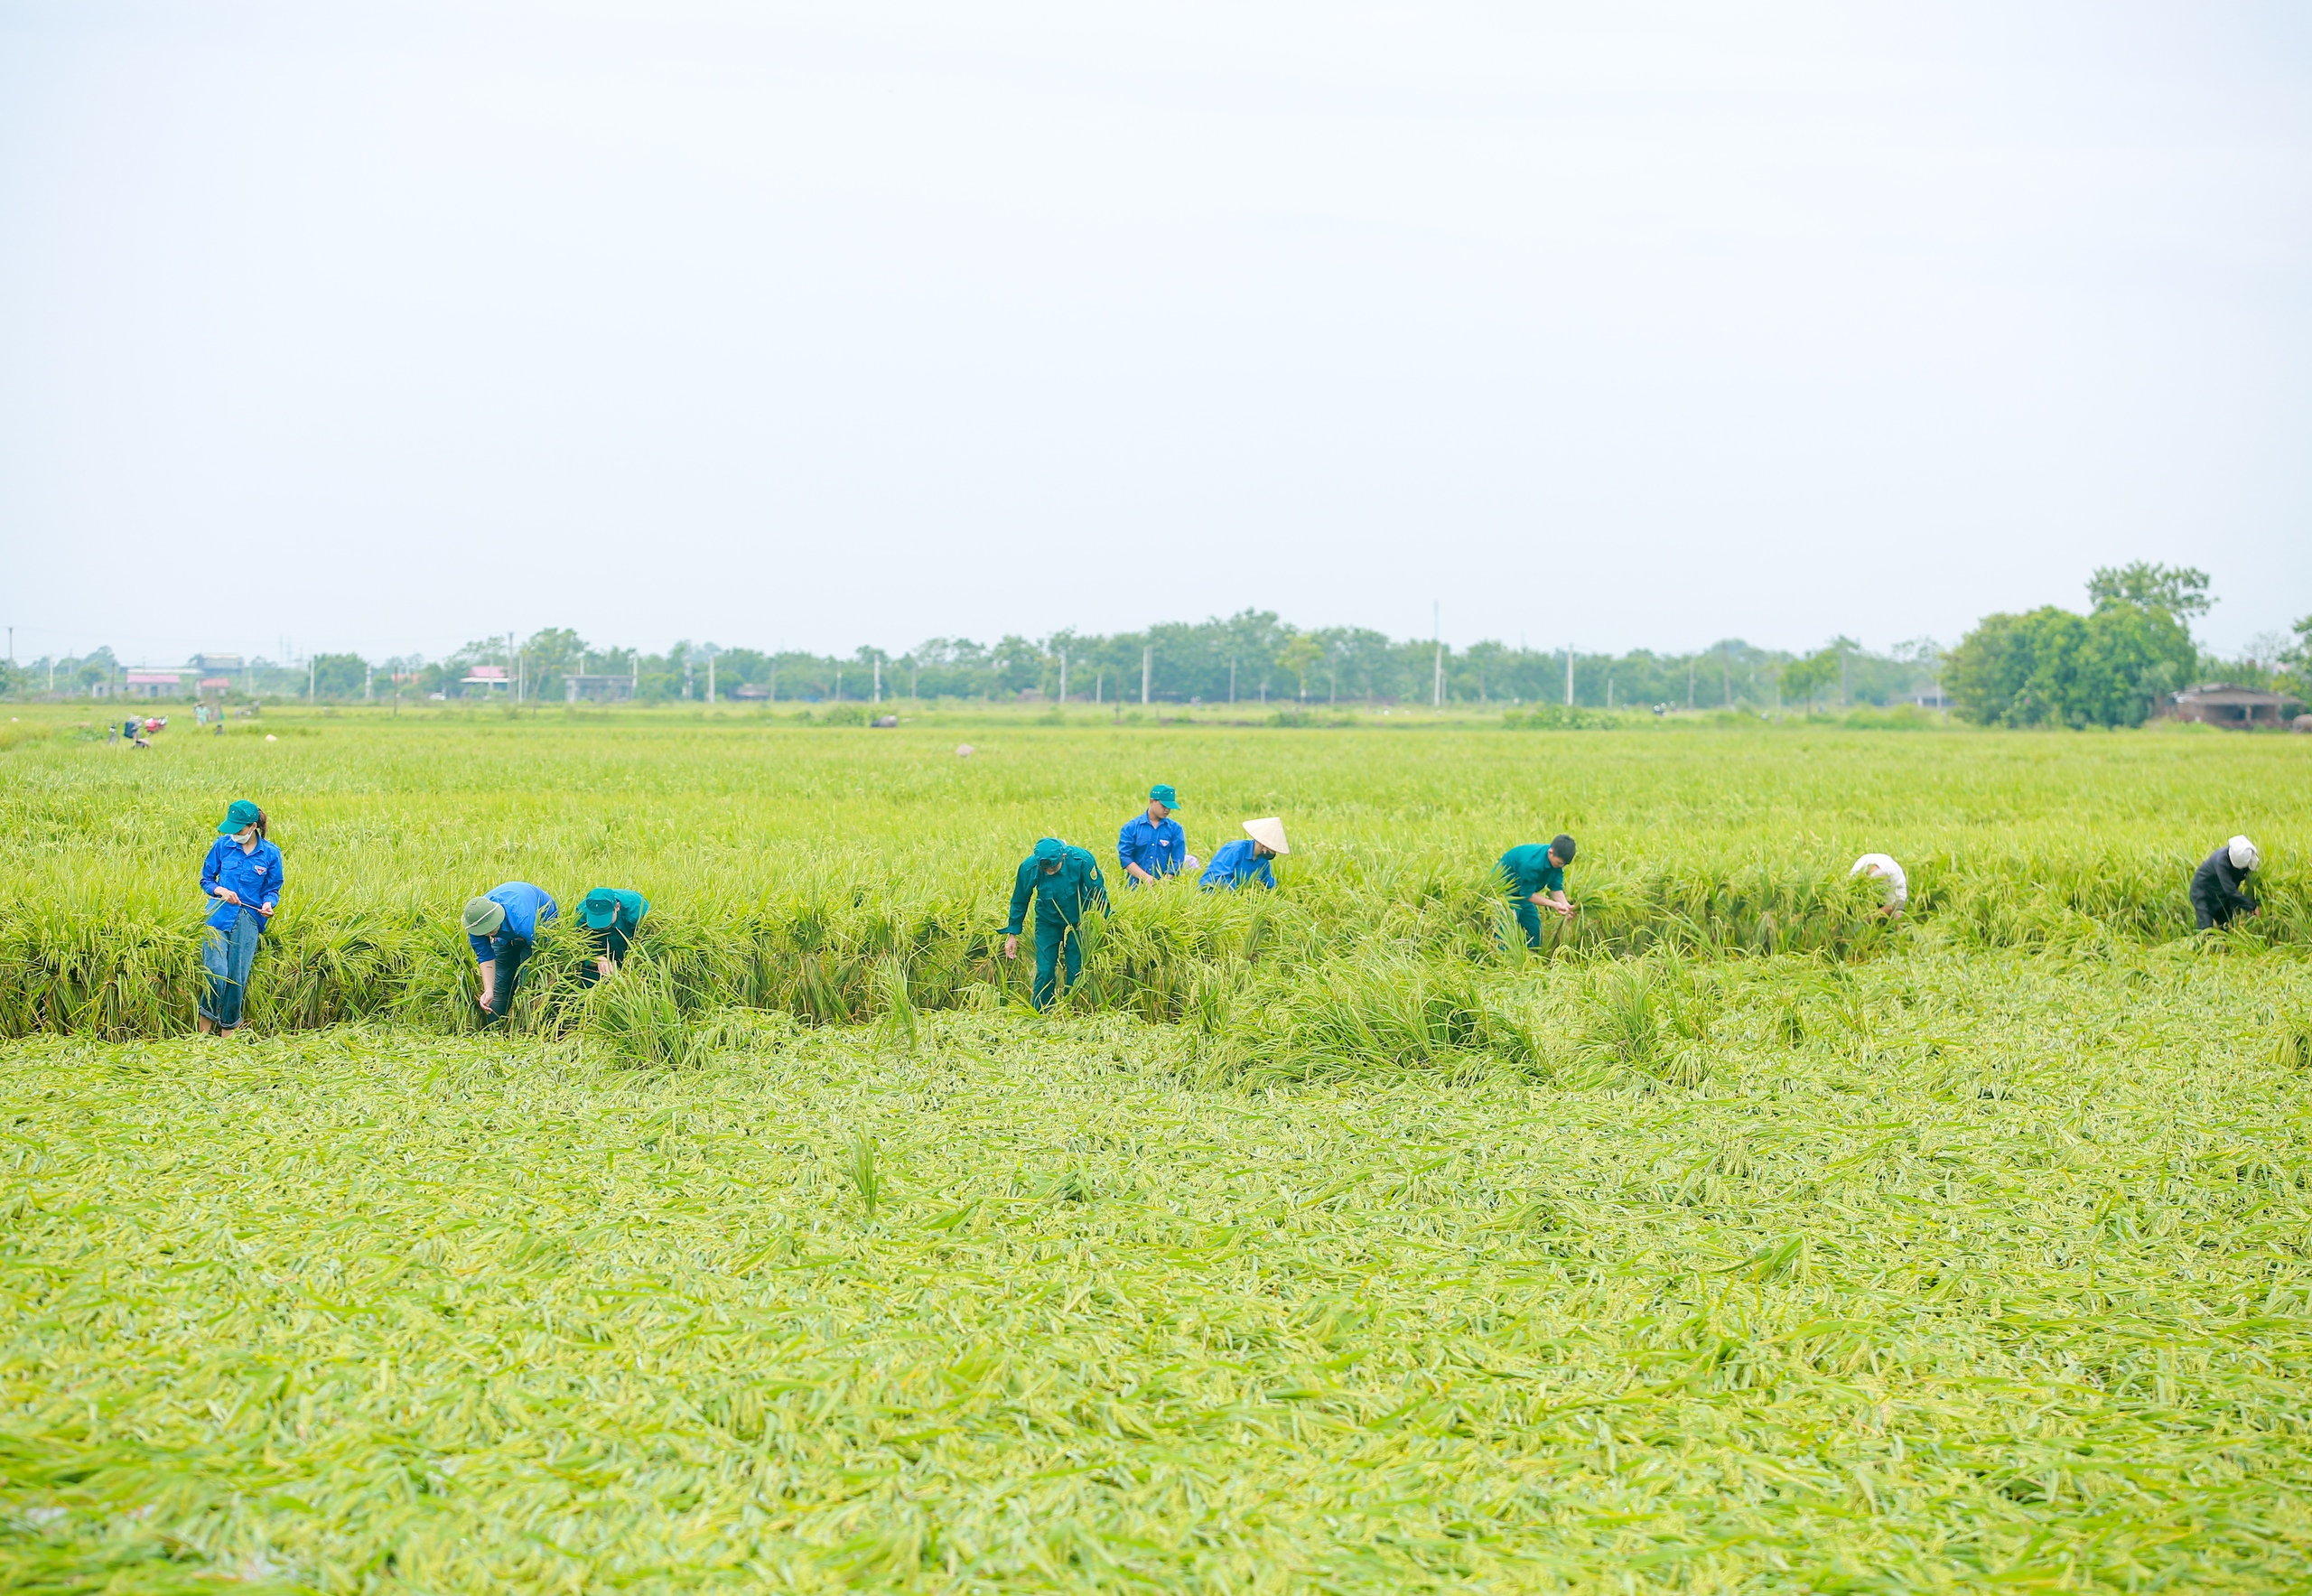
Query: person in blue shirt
1004 838 1109 1009
1498 834 1577 948
1201 817 1289 890
462 882 557 1019
1118 783 1189 886
197 798 283 1036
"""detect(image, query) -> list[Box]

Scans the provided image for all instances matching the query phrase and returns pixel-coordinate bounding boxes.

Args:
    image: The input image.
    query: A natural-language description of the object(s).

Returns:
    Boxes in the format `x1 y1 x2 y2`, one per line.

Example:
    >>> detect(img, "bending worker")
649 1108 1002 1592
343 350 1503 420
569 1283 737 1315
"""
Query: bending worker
2191 835 2261 929
1850 854 1908 917
576 887 649 985
1499 833 1577 947
463 881 557 1019
1118 783 1188 886
1201 817 1288 889
1004 836 1109 1010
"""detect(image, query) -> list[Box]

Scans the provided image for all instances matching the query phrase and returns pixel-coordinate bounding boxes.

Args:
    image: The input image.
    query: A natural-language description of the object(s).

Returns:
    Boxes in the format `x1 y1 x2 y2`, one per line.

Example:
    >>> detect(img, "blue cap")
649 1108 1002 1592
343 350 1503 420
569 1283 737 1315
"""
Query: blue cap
1033 837 1066 864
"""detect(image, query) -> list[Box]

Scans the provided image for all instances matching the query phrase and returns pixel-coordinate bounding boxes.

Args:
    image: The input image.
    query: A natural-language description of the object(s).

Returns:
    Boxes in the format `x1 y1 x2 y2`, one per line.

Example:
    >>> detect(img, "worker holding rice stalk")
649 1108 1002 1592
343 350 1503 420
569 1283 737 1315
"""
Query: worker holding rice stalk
1117 783 1189 886
196 799 282 1037
1200 817 1288 889
1850 854 1908 917
463 882 557 1019
1004 837 1109 1009
2191 835 2261 929
1498 834 1577 947
575 887 649 985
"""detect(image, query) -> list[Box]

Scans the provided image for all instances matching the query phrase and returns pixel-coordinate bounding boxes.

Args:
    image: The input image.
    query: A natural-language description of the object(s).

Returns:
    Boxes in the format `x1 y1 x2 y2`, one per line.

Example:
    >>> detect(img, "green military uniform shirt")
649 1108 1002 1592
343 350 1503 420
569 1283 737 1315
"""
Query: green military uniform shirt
1006 845 1109 933
1498 844 1565 900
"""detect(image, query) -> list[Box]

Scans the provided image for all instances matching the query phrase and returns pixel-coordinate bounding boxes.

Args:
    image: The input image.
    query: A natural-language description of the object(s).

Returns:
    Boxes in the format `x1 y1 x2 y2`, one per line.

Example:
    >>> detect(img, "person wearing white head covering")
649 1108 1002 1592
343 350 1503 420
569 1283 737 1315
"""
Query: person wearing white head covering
1850 854 1907 916
2190 835 2261 929
1200 817 1288 890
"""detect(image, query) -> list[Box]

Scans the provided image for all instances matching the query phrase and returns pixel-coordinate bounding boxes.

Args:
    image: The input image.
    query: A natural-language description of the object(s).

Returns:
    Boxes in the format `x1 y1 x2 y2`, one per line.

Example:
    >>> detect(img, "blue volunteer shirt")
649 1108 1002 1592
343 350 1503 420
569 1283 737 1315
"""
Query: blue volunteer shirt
1117 813 1188 884
1198 838 1276 891
469 881 557 962
200 836 284 932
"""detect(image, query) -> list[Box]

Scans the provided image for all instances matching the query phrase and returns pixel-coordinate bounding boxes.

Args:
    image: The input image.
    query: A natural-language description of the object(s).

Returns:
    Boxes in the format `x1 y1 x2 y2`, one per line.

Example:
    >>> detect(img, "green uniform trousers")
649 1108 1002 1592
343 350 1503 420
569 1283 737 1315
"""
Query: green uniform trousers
1034 921 1083 1010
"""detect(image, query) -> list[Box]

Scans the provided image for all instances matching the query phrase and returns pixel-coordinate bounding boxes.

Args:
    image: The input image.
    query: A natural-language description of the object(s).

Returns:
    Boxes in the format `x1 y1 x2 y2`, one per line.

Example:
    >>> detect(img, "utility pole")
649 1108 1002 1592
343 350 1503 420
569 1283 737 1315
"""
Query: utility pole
707 654 716 705
1722 644 1731 708
872 656 880 704
365 663 374 702
1228 658 1236 704
1057 650 1067 703
1431 602 1442 709
308 656 315 701
1564 647 1573 706
1686 658 1694 709
1141 645 1151 705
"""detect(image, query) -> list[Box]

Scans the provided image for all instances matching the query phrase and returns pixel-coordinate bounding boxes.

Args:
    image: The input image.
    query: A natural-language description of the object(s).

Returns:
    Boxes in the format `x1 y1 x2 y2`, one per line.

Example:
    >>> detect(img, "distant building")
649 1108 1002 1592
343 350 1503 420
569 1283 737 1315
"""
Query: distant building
563 673 636 703
2167 683 2303 728
123 670 185 699
1910 685 1951 710
461 665 511 693
198 677 233 694
728 683 771 701
188 652 244 673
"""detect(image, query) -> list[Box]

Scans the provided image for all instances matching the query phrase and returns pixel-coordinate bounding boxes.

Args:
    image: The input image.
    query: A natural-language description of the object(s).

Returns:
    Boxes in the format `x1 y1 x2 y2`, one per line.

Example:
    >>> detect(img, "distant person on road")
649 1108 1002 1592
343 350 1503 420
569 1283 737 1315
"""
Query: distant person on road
575 887 649 986
1499 834 1577 948
1850 854 1908 917
464 882 558 1019
1004 837 1109 1010
1118 784 1189 886
197 799 282 1037
1201 817 1288 890
2191 835 2261 930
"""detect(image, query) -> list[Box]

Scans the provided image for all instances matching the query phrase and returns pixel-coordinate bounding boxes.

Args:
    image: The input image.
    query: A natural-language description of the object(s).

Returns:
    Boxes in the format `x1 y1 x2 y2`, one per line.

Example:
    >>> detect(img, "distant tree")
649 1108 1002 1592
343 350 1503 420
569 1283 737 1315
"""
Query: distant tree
1945 602 2193 727
1275 630 1323 701
2087 563 2211 621
310 653 368 698
1779 649 1838 712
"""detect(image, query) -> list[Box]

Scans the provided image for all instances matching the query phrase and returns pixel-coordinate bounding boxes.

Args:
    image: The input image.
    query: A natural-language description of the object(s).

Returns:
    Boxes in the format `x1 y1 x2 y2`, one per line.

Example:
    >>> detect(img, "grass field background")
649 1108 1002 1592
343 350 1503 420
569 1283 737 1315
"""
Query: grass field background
2 708 2307 1591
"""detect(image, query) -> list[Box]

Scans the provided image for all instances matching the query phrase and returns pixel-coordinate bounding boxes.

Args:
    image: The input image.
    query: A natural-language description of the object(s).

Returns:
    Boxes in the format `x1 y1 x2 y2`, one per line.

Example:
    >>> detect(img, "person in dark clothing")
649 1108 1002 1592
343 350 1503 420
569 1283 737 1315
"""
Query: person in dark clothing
1003 837 1109 1010
575 888 649 985
2191 835 2261 929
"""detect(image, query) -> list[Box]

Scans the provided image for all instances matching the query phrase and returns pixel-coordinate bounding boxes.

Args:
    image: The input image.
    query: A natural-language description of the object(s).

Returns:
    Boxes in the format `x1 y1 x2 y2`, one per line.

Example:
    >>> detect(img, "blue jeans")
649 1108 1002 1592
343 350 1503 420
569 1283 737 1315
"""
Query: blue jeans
200 909 263 1028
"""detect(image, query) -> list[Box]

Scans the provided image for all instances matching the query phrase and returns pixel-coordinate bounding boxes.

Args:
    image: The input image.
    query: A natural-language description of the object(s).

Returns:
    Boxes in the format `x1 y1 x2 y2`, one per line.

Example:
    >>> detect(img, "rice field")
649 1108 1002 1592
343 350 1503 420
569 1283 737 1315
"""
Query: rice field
3 708 2308 1591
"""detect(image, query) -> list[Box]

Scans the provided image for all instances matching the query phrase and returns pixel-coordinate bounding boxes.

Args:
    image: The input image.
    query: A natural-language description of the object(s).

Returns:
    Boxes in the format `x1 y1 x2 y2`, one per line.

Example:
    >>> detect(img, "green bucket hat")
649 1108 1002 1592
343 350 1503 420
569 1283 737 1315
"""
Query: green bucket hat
217 798 262 835
461 897 507 938
1149 783 1180 809
578 890 622 930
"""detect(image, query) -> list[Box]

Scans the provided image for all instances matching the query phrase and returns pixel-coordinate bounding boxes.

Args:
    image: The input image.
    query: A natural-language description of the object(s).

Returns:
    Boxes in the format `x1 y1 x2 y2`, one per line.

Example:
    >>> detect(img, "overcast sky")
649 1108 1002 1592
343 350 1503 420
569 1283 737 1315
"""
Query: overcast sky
3 1 2307 667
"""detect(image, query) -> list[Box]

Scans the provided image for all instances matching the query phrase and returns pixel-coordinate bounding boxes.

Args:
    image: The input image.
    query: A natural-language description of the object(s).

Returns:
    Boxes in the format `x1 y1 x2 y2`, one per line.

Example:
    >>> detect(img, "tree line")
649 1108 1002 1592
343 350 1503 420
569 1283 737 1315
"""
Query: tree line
8 564 2302 721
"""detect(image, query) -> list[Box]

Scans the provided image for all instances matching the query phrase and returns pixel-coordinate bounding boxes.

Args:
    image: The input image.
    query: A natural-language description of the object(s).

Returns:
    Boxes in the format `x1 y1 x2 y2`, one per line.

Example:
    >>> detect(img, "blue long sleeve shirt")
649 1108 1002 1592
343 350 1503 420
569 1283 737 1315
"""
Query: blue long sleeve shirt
200 836 284 932
469 881 557 962
1117 813 1188 884
1198 838 1276 891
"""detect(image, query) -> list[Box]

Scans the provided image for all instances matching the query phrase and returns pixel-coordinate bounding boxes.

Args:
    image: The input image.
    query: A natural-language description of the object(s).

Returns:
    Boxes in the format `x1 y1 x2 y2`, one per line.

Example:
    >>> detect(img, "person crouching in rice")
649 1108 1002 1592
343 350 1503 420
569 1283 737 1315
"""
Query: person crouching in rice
198 799 282 1037
462 882 558 1020
1200 817 1288 890
1850 854 1908 918
575 887 649 985
2191 835 2261 930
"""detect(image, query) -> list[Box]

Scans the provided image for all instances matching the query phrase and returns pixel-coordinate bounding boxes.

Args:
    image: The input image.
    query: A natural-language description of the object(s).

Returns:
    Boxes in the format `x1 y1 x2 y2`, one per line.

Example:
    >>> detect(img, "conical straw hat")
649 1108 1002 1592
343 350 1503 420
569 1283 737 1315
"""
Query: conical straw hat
1243 817 1289 854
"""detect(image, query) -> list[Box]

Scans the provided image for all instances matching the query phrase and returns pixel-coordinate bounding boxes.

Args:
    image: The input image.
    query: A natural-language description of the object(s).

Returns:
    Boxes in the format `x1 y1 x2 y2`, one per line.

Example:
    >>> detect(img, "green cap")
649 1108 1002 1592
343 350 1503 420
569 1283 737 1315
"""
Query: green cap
1033 837 1066 865
1150 783 1179 809
578 890 622 930
462 897 507 937
217 799 261 835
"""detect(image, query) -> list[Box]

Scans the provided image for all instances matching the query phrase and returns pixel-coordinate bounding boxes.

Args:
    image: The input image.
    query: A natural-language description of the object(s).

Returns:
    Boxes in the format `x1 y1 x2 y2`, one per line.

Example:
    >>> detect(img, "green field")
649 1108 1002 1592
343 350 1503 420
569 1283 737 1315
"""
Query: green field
3 708 2308 1591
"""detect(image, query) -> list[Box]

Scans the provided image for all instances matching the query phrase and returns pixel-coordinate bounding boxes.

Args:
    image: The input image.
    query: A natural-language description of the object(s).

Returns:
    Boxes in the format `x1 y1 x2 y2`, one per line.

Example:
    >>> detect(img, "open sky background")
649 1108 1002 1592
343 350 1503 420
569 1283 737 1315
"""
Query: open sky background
3 1 2307 667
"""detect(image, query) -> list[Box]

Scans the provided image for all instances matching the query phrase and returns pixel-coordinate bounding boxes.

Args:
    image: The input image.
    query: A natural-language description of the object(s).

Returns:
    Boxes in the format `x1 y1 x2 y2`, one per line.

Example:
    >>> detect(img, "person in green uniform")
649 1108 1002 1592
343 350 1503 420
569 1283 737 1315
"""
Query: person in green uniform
575 887 649 985
1499 833 1577 947
1003 836 1109 1010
